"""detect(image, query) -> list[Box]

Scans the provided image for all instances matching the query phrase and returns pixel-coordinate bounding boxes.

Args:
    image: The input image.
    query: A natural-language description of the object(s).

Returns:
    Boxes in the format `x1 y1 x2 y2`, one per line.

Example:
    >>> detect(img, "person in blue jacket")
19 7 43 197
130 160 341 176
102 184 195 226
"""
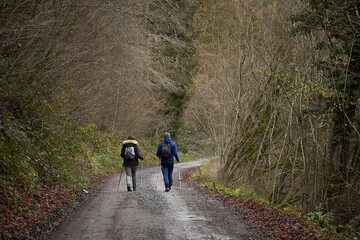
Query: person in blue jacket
156 132 180 192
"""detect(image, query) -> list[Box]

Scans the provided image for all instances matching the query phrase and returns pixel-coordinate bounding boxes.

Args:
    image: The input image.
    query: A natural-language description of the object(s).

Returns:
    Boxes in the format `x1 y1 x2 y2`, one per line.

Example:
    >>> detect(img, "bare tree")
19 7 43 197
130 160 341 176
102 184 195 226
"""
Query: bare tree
187 0 337 213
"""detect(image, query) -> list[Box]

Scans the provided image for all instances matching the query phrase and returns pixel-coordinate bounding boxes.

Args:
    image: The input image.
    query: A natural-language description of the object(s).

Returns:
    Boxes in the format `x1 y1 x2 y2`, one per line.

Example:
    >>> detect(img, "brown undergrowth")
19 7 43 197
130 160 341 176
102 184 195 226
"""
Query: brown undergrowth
0 175 109 240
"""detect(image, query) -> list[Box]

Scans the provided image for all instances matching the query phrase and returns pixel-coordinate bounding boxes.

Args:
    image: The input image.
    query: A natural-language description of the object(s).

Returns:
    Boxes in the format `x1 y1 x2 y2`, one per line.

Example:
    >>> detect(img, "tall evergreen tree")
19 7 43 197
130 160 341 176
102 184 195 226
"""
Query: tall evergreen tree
291 0 360 182
145 0 197 136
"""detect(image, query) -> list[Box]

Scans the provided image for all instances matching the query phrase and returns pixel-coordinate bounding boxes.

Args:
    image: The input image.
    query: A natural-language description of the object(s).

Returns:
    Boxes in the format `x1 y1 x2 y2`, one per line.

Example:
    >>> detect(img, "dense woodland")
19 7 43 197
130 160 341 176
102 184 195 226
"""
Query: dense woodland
0 0 359 238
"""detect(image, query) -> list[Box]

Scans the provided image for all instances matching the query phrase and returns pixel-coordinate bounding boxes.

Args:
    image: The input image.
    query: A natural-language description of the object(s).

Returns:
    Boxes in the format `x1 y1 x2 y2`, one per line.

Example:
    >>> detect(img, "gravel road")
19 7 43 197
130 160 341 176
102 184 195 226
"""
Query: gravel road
50 159 265 240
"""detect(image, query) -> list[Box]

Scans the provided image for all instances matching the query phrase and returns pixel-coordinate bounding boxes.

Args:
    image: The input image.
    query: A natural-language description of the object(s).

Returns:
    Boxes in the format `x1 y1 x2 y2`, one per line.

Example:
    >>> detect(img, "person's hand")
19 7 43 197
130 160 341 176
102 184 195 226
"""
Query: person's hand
176 160 179 163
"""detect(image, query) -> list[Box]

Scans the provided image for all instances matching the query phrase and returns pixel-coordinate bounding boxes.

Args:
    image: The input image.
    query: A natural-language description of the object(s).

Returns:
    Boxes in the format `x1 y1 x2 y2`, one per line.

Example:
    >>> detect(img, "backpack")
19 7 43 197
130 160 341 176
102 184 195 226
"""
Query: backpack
160 142 171 159
124 146 136 160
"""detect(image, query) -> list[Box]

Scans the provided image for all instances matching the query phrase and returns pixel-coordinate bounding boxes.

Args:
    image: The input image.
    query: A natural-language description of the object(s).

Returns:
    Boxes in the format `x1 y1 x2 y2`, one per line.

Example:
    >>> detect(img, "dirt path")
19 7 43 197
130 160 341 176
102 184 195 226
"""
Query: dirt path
50 159 265 240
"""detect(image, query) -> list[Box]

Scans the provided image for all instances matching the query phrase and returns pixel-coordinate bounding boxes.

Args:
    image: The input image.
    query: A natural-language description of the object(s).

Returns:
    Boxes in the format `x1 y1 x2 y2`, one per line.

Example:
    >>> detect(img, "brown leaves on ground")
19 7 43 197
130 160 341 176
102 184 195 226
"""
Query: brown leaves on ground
184 170 327 240
212 193 322 240
0 183 69 239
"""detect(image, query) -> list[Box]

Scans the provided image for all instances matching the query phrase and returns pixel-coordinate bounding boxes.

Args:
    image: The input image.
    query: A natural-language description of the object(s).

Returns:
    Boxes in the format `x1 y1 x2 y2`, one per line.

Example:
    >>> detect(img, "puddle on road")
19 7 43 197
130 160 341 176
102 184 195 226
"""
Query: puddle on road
176 213 208 223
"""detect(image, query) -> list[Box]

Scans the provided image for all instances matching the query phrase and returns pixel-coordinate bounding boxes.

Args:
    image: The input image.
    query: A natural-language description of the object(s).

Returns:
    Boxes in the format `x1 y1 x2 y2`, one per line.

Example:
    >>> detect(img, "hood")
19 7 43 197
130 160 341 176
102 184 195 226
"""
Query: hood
164 137 171 143
122 139 138 145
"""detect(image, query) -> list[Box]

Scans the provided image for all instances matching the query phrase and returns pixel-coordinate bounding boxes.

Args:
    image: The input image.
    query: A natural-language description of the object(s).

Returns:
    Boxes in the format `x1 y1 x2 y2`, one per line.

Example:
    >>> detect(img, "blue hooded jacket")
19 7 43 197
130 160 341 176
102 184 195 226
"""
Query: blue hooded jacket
156 136 179 165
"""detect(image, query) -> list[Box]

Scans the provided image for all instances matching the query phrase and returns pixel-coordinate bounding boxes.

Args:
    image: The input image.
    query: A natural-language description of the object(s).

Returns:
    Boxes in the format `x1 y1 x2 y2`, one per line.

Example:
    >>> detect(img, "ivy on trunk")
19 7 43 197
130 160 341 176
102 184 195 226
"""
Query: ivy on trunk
290 0 360 182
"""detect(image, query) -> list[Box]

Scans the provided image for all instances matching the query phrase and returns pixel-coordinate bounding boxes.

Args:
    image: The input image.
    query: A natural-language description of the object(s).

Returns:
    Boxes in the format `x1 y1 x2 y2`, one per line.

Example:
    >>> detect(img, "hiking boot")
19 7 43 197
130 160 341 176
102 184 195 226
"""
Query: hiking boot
127 186 132 192
165 187 170 192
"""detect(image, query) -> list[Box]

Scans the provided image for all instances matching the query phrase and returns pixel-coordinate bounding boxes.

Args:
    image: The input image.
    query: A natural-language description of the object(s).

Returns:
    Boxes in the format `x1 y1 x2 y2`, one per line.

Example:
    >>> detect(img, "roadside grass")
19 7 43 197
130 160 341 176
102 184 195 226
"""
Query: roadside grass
192 160 266 202
189 160 342 240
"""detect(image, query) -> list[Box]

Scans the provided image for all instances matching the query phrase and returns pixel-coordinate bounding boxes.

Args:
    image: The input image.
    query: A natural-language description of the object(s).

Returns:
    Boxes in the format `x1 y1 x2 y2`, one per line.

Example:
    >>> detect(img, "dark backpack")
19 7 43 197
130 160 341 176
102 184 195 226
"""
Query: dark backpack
124 146 136 160
160 142 171 159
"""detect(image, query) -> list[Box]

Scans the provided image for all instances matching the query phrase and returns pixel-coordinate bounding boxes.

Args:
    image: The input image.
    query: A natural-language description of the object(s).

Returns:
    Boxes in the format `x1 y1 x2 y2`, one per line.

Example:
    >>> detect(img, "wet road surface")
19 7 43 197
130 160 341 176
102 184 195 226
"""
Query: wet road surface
50 159 264 240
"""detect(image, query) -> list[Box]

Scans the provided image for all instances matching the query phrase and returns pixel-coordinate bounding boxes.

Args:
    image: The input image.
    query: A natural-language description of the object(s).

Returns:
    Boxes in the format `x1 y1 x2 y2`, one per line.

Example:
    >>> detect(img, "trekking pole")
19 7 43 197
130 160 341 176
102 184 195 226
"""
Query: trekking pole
117 166 124 192
178 170 182 189
140 160 144 189
156 158 161 189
